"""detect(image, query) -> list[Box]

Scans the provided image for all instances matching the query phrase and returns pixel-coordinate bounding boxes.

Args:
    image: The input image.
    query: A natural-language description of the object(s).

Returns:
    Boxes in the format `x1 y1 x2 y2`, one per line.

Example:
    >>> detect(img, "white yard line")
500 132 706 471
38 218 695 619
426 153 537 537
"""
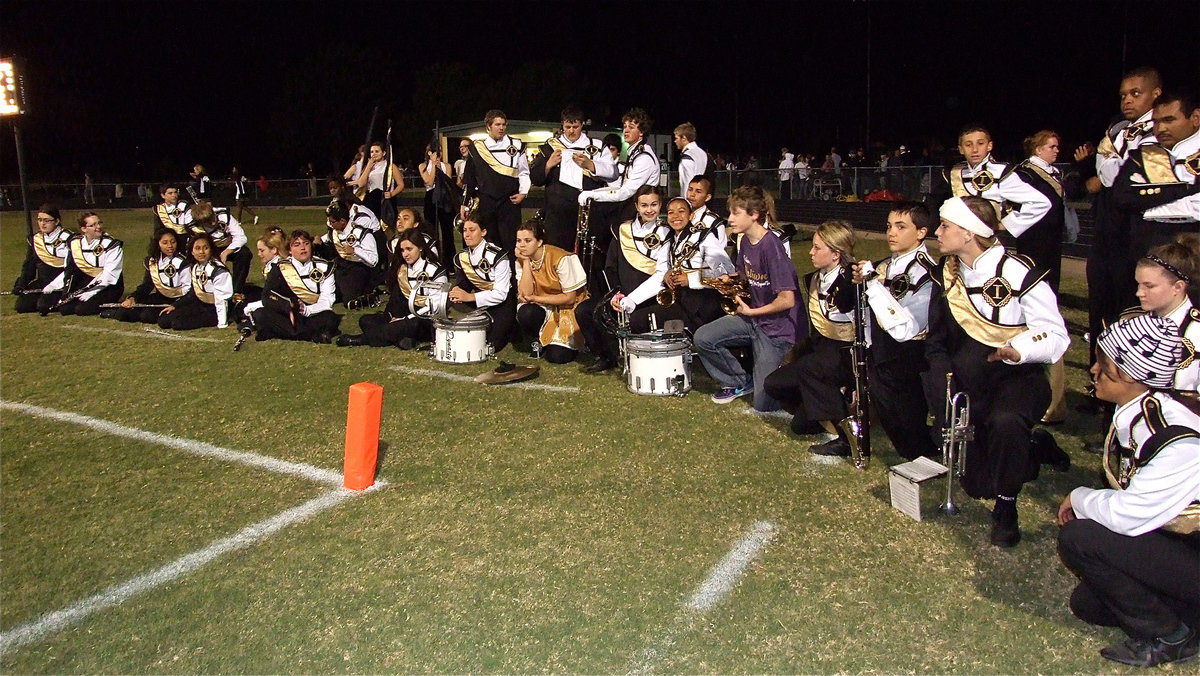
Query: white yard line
60 324 222 343
0 487 369 655
628 520 778 675
389 365 580 393
0 401 345 486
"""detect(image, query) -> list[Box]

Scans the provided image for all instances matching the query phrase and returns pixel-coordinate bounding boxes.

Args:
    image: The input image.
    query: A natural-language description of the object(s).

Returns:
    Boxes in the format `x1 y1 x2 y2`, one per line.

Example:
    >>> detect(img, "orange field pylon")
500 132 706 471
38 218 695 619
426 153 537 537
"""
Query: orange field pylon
343 382 383 490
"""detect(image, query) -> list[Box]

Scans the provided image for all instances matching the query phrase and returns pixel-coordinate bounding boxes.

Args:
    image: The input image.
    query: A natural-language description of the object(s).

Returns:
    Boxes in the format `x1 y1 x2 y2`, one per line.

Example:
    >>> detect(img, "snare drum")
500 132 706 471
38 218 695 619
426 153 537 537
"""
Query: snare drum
431 313 492 364
625 335 692 396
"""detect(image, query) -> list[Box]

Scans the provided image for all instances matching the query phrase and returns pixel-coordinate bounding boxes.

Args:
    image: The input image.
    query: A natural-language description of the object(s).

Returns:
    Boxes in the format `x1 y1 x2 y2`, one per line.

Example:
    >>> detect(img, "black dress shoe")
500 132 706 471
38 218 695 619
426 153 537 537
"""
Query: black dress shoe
585 358 616 374
312 330 337 345
336 333 367 347
397 337 415 350
990 499 1021 548
1031 428 1071 472
810 438 850 457
1083 439 1106 455
1101 631 1199 667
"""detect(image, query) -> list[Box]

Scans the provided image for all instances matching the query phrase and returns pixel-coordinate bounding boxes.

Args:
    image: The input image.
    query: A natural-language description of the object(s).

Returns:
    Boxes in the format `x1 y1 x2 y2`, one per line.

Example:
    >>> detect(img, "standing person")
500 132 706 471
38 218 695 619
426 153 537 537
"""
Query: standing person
513 219 590 364
419 144 457 259
101 228 188 324
852 203 938 460
778 148 795 200
230 166 258 225
1057 314 1199 669
83 172 95 205
459 110 530 254
190 164 211 201
183 202 251 293
453 138 470 189
694 185 800 412
350 142 405 222
762 221 856 445
152 184 190 238
948 125 1051 230
578 108 660 246
447 216 516 356
157 234 233 331
38 212 124 316
927 196 1070 547
673 122 708 197
12 205 74 314
251 230 341 343
529 106 615 252
305 162 318 198
794 154 811 199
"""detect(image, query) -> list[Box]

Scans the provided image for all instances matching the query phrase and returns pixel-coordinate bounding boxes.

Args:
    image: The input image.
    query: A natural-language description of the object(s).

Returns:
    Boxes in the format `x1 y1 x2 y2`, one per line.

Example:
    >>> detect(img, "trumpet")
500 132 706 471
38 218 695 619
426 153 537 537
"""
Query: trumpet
700 275 750 315
940 372 973 516
454 196 480 232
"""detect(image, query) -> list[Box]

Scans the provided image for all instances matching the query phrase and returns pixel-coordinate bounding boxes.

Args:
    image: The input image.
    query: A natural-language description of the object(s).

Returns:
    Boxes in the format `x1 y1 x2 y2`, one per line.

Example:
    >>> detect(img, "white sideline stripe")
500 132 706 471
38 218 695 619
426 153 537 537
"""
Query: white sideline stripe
0 401 345 487
388 365 580 393
0 487 364 655
629 520 778 675
61 324 222 343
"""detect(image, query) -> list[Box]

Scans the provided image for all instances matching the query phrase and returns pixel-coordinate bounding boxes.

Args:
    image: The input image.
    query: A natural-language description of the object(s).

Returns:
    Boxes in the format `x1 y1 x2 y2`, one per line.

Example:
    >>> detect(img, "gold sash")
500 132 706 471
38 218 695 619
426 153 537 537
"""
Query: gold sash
530 246 589 349
69 238 105 277
33 234 66 268
1140 146 1184 185
330 227 362 261
942 258 1026 348
807 275 854 342
279 261 320 305
1021 161 1064 197
397 264 435 311
619 221 660 275
473 139 519 178
149 259 185 299
156 204 186 234
458 251 494 291
191 264 216 304
949 165 1003 219
545 137 596 177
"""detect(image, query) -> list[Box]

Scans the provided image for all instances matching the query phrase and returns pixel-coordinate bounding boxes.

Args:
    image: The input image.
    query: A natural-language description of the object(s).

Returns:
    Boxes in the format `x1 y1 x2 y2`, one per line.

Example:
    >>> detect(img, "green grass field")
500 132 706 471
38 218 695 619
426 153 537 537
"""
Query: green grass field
0 207 1151 674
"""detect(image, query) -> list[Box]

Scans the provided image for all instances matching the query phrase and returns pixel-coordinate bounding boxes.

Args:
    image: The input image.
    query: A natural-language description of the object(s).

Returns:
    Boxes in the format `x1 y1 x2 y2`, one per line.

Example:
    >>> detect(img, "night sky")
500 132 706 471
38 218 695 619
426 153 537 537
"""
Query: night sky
1 0 1196 183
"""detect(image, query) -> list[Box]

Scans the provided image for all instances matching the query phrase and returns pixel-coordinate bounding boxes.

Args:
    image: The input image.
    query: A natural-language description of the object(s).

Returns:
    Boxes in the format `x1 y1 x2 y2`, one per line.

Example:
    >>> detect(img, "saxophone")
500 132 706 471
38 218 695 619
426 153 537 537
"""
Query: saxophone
700 275 750 315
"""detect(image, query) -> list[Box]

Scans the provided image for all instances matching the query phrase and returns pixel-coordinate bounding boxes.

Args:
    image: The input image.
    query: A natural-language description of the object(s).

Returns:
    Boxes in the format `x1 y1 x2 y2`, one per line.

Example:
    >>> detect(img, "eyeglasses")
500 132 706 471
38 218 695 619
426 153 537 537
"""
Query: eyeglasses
36 217 55 222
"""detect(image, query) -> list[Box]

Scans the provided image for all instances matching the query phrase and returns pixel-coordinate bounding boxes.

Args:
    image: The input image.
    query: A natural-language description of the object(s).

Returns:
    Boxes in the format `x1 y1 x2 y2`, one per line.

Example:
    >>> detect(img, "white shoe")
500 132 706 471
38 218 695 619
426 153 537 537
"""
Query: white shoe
253 216 260 225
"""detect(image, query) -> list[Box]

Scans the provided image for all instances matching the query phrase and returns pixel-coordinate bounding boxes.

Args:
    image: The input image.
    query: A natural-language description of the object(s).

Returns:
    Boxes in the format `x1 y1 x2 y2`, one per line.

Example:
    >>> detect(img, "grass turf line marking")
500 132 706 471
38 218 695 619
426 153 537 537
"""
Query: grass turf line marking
0 487 370 655
61 324 222 343
389 365 580 393
628 520 778 675
0 400 345 487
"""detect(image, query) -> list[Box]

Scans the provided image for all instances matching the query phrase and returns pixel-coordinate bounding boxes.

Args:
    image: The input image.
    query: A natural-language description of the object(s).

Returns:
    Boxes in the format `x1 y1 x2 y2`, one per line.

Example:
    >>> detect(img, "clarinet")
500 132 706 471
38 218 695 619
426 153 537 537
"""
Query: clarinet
838 277 872 470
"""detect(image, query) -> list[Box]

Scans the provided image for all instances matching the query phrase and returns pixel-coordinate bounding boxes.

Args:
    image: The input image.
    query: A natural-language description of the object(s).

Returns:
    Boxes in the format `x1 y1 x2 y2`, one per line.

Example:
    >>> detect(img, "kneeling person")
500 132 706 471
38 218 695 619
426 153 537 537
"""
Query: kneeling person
514 219 589 364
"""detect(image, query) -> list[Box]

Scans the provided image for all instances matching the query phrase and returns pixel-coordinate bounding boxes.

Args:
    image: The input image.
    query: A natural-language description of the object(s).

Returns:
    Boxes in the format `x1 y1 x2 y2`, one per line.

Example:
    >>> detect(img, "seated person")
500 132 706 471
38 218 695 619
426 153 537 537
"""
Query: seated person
1057 313 1199 668
513 218 589 364
182 201 251 293
337 230 448 349
234 228 288 331
38 212 123 316
12 204 74 314
644 196 727 334
763 220 857 446
250 229 341 343
157 233 233 330
1132 236 1199 394
447 216 516 355
102 228 188 323
316 199 381 308
391 207 441 263
694 186 801 412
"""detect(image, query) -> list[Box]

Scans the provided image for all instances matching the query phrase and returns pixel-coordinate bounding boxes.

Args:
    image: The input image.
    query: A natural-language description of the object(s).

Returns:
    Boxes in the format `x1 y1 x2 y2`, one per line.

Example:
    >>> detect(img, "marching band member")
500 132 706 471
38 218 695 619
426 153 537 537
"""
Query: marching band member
927 196 1070 547
101 228 188 324
1057 314 1199 668
251 229 341 343
1133 236 1199 394
190 164 211 201
1112 91 1200 251
685 174 728 244
950 125 1052 233
151 184 189 238
182 201 251 293
157 233 233 330
576 185 671 374
318 199 381 308
529 106 614 251
459 109 529 254
391 207 441 263
695 186 801 412
578 108 660 245
448 216 516 355
673 122 709 197
648 197 726 333
419 143 456 259
350 142 405 221
12 204 73 314
852 203 938 460
337 230 448 350
234 228 288 332
38 212 123 316
763 220 857 446
514 218 589 364
326 176 384 234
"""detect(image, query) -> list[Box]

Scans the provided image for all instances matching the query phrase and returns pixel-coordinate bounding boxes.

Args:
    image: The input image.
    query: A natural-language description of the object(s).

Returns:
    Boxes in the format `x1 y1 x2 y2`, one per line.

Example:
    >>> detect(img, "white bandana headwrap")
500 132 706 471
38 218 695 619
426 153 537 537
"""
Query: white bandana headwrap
939 197 994 237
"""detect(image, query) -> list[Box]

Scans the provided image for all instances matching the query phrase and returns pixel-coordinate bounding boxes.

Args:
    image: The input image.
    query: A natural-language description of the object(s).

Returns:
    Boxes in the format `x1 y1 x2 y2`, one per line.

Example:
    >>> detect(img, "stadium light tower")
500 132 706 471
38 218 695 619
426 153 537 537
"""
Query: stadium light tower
1 56 32 235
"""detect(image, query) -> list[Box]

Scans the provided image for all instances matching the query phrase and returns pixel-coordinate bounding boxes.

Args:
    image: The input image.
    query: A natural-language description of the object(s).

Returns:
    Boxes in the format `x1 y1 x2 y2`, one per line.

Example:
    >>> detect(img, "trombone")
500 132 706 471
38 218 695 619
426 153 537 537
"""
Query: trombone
940 372 973 515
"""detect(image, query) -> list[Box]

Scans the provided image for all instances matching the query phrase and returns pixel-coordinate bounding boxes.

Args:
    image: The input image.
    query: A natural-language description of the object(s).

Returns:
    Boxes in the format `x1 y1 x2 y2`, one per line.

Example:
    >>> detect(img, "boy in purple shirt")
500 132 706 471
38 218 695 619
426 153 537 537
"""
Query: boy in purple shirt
694 186 801 411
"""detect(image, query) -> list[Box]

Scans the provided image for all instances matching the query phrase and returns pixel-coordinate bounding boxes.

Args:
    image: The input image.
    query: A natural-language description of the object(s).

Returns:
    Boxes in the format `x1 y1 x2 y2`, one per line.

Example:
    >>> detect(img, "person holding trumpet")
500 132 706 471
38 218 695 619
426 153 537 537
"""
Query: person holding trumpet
513 219 589 364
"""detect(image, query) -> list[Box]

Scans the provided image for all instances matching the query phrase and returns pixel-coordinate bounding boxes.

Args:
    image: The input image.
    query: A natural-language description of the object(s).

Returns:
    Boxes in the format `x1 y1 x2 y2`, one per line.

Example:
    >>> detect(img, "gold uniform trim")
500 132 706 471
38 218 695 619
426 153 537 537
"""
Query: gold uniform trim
33 234 67 268
69 238 105 277
156 204 187 234
942 258 1026 348
458 252 495 291
1140 146 1185 185
149 259 185 299
279 261 320 305
530 245 589 350
191 264 216 304
1021 161 1064 197
619 221 661 276
473 139 520 178
807 275 854 342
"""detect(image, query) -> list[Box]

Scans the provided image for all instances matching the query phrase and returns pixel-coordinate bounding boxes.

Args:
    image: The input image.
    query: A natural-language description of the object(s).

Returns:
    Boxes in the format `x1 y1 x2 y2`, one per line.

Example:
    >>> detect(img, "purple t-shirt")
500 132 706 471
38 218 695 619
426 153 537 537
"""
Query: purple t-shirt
738 231 801 343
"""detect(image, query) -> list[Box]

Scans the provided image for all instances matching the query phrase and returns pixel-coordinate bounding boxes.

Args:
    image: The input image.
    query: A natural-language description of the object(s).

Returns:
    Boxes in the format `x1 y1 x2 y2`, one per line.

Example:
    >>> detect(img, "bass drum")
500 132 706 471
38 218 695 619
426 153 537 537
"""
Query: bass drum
430 312 492 364
625 335 692 396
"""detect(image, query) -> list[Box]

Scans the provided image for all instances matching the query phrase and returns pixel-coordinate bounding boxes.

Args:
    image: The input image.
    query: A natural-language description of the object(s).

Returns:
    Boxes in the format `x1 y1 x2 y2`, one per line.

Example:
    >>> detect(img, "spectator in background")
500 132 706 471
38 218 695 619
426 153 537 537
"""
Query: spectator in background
190 164 211 201
830 147 843 174
137 183 149 203
778 148 795 200
230 166 258 225
794 154 811 199
113 183 124 204
305 162 317 198
257 175 269 193
83 172 95 205
454 138 470 189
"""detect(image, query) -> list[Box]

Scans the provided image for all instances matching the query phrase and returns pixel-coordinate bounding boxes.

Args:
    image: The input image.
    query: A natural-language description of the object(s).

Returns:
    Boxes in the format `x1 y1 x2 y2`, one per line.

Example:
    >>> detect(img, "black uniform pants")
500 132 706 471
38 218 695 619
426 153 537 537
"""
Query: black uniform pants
763 339 853 424
869 355 937 460
477 193 521 255
40 283 123 316
100 291 176 323
577 298 668 362
158 297 218 330
424 191 458 261
542 198 579 252
219 246 253 294
252 305 341 341
1059 519 1200 640
516 303 578 364
360 312 431 347
334 261 374 304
